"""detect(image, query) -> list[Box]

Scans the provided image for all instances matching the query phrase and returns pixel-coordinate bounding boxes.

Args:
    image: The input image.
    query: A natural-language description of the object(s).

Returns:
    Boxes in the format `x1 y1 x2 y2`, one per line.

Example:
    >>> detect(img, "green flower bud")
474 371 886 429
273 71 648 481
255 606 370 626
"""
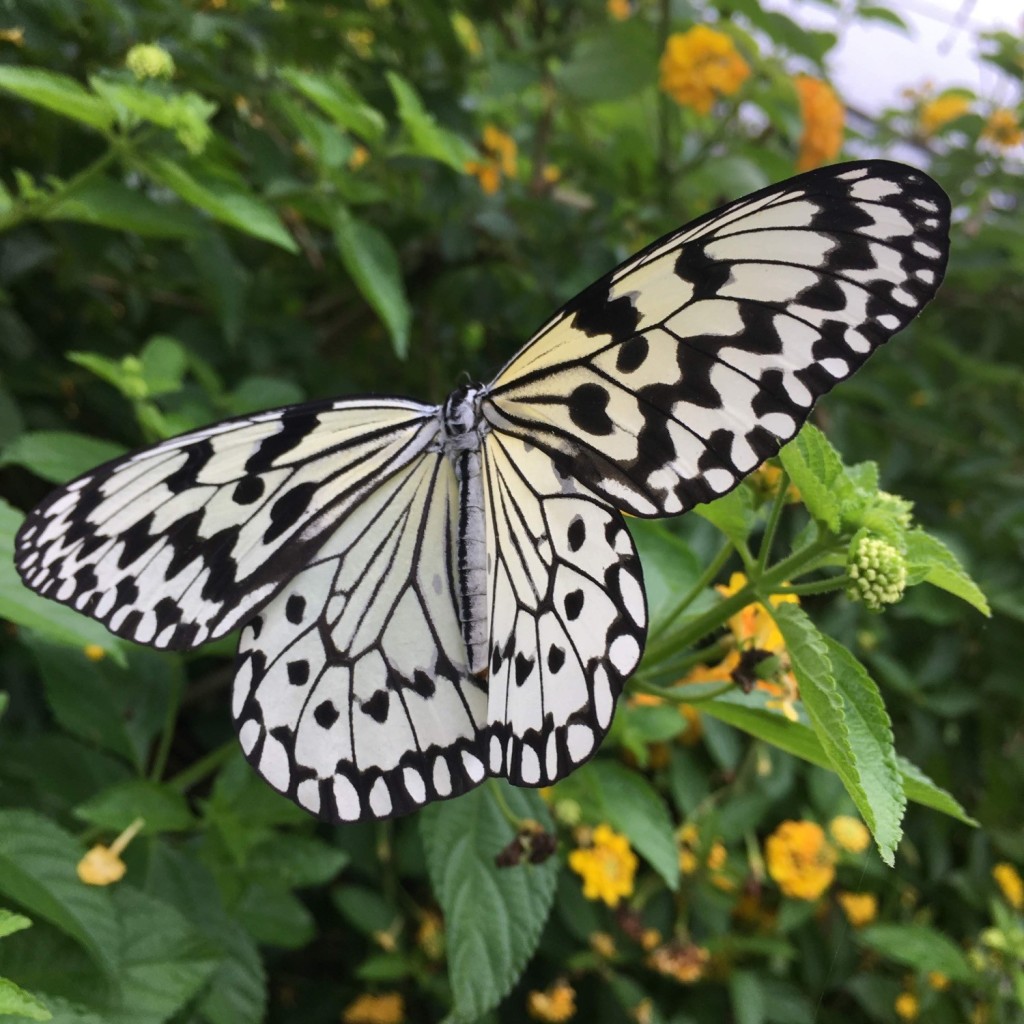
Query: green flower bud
126 43 175 81
847 536 908 612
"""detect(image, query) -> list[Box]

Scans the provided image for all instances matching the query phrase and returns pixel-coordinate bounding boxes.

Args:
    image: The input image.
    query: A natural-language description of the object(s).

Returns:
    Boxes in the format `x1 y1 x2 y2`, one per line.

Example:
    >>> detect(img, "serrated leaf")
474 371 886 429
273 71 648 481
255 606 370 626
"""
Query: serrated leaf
385 72 475 171
820 636 905 863
858 924 973 981
773 604 905 864
0 810 118 975
0 67 112 131
0 977 52 1021
779 424 849 531
906 529 990 615
0 501 126 666
0 433 126 484
109 887 220 1024
136 156 297 253
332 208 410 358
701 692 977 825
74 781 195 834
246 835 348 888
420 784 558 1024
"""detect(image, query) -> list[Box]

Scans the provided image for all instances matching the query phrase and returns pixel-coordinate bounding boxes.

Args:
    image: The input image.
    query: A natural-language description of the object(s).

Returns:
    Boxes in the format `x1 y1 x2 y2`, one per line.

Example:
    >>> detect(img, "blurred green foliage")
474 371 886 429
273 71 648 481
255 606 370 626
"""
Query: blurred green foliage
0 1 1022 1022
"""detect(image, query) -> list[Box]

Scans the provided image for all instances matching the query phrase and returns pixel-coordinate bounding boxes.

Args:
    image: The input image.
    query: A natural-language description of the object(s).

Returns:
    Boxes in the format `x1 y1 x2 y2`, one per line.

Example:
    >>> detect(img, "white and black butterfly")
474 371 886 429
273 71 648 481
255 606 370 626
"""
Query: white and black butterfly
14 161 950 822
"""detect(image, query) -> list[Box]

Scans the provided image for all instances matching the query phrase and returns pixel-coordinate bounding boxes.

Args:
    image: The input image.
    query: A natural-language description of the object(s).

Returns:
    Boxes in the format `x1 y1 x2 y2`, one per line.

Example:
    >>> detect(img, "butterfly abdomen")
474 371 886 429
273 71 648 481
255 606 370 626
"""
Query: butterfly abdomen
442 386 491 676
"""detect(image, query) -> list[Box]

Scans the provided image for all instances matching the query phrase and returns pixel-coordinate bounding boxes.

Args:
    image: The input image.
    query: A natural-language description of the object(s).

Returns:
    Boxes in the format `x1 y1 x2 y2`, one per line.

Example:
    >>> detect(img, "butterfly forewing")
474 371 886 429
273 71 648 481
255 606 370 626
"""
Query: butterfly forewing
483 161 950 518
15 397 440 649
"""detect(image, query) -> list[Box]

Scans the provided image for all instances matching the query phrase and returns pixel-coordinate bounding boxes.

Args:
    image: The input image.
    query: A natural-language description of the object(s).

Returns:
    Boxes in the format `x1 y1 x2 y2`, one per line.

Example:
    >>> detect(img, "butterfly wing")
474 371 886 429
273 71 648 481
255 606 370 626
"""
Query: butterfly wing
483 160 950 517
480 429 646 787
232 451 492 822
15 397 440 649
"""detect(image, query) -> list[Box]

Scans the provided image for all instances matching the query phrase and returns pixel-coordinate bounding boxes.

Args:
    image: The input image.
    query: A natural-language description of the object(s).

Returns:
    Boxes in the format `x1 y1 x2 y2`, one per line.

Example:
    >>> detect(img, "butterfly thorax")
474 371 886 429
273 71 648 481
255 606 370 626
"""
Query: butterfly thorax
440 383 490 677
439 382 489 451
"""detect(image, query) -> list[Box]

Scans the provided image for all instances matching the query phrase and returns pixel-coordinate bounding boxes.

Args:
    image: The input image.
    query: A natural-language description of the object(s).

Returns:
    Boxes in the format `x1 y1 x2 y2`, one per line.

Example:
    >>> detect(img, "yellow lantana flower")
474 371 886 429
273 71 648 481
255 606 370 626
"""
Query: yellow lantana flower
659 26 750 114
983 108 1024 148
829 815 870 854
919 94 971 135
568 824 638 907
466 124 518 195
83 644 106 662
993 862 1024 909
928 971 950 991
895 992 919 1021
795 75 844 171
765 820 836 900
77 817 144 886
527 979 576 1022
343 992 404 1024
607 0 631 20
837 891 878 927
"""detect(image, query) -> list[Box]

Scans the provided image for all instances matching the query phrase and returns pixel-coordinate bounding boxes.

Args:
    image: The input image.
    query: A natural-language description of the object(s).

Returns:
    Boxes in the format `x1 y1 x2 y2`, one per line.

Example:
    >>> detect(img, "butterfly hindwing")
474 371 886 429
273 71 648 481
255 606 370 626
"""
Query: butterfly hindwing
484 160 950 517
482 431 647 787
15 397 439 649
233 451 492 822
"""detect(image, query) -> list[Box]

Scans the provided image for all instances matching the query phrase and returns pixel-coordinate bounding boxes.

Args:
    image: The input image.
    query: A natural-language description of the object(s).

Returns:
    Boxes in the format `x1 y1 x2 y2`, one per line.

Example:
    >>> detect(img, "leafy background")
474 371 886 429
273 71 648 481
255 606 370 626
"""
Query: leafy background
0 1 1022 1023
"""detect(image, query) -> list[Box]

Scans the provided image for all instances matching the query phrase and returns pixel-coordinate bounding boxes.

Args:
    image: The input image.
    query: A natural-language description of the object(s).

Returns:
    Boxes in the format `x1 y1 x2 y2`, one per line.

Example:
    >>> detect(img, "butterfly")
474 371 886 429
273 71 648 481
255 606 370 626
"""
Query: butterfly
14 161 950 823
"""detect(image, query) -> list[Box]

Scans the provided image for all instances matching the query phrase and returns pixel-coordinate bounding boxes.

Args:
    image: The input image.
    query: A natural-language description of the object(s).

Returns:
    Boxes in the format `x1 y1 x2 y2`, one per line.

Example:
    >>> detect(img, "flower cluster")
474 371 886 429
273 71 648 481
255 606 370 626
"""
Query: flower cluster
795 75 844 171
527 979 576 1022
765 820 837 900
658 25 750 114
847 536 908 612
466 124 518 195
342 993 404 1024
993 861 1024 909
125 43 175 80
568 824 638 907
919 93 971 135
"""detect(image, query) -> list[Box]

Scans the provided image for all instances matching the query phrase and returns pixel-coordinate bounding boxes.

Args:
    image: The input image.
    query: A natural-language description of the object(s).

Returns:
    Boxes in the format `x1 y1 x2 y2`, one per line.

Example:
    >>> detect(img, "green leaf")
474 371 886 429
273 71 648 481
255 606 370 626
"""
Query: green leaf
779 424 850 532
280 68 386 141
139 335 187 396
188 232 248 347
905 529 990 615
729 969 766 1024
74 781 195 834
896 757 977 825
0 432 126 484
225 377 304 416
65 351 133 393
0 810 118 975
0 67 112 131
235 885 315 950
385 72 475 172
331 885 397 939
562 759 680 891
772 604 904 864
332 208 411 358
558 21 659 102
858 924 973 982
109 887 220 1024
0 909 33 940
136 156 297 253
700 692 977 825
420 784 558 1024
0 978 52 1021
0 501 125 665
820 636 905 864
695 484 755 547
41 176 201 238
246 835 349 888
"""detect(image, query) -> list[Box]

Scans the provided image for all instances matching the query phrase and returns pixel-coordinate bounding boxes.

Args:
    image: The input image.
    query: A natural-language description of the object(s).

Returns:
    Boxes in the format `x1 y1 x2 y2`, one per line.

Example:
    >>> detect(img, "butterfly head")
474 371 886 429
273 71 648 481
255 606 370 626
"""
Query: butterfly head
440 382 488 451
